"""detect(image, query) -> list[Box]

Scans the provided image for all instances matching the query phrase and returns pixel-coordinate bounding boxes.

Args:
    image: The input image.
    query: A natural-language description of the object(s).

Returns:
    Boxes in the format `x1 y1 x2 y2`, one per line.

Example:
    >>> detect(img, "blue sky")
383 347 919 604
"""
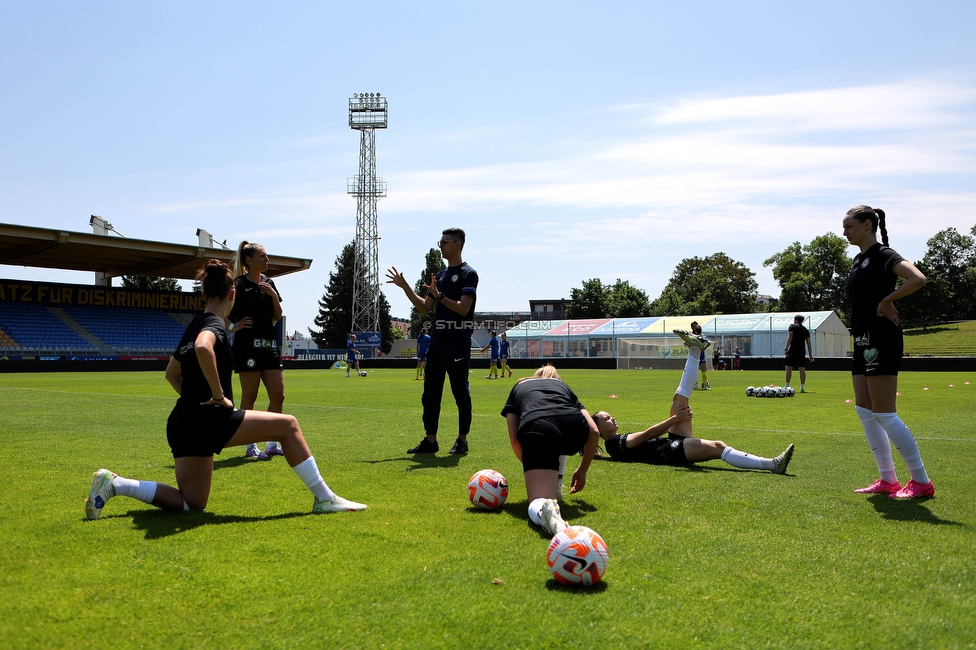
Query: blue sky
2 1 975 334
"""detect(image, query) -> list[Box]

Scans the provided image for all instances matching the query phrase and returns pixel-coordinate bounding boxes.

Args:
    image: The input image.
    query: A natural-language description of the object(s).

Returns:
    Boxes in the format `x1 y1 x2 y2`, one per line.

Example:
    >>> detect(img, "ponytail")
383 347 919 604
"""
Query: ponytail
235 240 263 277
875 208 889 246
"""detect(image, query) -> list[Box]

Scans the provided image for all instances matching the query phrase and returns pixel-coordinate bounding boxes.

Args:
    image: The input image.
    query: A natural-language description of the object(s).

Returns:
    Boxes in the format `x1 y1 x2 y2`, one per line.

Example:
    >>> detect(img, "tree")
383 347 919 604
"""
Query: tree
607 279 651 318
649 253 758 316
566 278 610 319
121 275 181 292
764 233 851 319
897 260 953 327
919 227 976 319
309 242 395 351
408 248 447 338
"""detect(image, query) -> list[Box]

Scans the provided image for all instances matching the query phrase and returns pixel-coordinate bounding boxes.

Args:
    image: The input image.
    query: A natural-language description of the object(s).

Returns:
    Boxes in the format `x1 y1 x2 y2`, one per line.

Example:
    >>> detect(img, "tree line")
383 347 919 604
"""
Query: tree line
304 224 976 349
565 224 976 328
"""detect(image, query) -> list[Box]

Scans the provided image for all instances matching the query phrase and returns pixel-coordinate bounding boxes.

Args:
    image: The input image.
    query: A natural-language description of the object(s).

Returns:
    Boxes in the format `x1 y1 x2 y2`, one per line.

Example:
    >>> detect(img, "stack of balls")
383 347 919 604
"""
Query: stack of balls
745 385 795 398
467 469 609 586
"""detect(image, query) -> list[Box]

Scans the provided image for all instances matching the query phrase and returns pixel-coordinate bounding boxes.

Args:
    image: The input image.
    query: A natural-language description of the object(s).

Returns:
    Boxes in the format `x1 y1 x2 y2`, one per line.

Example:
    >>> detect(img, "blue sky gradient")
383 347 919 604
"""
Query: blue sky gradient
2 2 975 333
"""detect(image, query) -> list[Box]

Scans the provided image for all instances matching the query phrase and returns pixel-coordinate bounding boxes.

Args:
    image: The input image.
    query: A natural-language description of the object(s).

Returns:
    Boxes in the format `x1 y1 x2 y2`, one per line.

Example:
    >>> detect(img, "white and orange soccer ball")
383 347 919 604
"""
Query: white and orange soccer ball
467 469 508 510
546 526 609 586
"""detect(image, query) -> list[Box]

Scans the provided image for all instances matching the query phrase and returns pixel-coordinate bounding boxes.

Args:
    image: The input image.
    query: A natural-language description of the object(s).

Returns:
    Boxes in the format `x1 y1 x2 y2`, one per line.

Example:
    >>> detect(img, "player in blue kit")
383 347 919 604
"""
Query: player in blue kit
415 328 430 380
843 205 934 499
481 330 500 379
386 228 479 455
85 260 366 520
499 332 513 378
346 334 363 377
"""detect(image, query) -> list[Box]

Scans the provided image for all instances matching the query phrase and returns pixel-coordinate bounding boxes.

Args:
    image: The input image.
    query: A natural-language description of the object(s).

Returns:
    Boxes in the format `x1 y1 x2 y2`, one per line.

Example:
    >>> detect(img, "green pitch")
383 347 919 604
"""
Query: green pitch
1 367 974 649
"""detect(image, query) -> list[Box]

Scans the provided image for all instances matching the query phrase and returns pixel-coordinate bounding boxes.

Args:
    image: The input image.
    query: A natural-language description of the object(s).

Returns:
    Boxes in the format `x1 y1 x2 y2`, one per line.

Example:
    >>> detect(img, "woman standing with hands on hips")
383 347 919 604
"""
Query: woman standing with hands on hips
228 241 286 460
85 259 366 519
843 205 934 499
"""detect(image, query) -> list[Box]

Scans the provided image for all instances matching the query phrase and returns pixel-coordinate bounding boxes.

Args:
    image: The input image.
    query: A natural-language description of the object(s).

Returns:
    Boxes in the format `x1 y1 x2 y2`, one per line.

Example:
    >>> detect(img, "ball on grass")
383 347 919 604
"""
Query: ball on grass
467 469 508 510
546 526 609 586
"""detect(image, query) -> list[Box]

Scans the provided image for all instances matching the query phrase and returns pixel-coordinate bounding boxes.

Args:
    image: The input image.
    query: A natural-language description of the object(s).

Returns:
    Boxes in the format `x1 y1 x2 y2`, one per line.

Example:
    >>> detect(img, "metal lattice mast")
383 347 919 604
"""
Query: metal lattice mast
347 93 388 335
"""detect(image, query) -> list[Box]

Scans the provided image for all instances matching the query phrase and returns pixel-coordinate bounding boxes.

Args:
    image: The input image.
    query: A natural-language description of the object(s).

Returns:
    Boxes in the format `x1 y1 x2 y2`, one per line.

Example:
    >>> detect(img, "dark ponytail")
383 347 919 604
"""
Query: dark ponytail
875 208 889 246
197 259 234 300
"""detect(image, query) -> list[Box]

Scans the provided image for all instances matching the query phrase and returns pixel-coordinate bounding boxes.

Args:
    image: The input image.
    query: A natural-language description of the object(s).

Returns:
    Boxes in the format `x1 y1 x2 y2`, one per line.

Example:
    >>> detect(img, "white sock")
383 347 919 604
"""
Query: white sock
183 500 190 512
527 498 546 528
676 350 699 398
264 442 279 453
873 412 930 484
292 456 336 502
800 383 805 391
721 447 772 470
113 476 158 504
855 407 897 483
785 382 790 388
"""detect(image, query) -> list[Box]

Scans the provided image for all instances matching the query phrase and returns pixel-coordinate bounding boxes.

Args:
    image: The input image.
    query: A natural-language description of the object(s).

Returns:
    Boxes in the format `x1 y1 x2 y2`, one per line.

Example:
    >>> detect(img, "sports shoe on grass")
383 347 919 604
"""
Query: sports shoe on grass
673 329 710 349
540 498 568 536
264 444 284 458
245 445 269 460
448 438 468 455
854 479 901 494
771 444 795 474
312 495 368 513
407 438 439 454
889 479 935 499
85 469 117 520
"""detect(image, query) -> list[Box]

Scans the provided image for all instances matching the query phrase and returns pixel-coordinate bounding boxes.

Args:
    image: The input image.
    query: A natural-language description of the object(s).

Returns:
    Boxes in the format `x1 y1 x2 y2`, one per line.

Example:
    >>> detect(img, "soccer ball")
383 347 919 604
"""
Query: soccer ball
786 387 795 397
546 526 609 586
755 387 765 397
467 469 508 510
745 386 755 397
359 370 368 377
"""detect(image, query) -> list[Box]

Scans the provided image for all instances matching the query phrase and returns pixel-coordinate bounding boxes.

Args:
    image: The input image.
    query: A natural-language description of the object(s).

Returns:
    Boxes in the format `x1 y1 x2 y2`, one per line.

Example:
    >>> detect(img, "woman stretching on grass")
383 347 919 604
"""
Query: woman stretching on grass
843 205 934 499
501 365 601 536
592 329 794 473
85 259 367 520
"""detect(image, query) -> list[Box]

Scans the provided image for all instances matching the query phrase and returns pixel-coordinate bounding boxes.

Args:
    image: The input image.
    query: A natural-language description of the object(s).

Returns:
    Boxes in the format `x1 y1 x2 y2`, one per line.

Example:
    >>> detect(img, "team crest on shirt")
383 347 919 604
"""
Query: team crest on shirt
671 440 681 451
246 358 256 368
451 273 459 283
860 258 870 268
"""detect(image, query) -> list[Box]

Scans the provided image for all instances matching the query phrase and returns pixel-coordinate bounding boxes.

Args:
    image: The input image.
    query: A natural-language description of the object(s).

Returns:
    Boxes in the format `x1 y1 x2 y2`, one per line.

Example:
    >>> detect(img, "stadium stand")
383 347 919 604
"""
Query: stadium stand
0 302 95 353
61 305 186 355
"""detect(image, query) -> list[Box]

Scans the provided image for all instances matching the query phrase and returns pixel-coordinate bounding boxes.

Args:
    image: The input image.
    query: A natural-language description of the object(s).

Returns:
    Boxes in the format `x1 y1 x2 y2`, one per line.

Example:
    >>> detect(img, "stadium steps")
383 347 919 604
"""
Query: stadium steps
46 306 109 354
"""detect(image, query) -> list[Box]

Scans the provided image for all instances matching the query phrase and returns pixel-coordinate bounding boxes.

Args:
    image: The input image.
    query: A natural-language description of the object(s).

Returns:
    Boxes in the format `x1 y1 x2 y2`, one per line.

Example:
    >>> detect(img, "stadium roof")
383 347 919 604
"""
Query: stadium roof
0 223 312 280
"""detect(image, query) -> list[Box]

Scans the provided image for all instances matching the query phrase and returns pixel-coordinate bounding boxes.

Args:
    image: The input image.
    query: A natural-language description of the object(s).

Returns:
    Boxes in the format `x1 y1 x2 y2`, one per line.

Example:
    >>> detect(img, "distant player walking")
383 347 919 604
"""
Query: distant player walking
415 328 431 380
784 315 813 392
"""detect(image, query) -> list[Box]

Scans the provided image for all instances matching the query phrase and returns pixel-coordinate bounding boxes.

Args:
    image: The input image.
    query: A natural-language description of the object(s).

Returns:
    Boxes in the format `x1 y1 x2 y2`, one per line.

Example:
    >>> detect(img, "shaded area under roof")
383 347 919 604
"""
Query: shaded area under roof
0 223 311 280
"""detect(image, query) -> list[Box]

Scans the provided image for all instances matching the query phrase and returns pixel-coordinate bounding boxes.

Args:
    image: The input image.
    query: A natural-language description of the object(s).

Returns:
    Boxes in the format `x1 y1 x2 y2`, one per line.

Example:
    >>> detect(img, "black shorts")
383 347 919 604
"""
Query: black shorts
517 412 590 472
617 434 690 466
786 349 807 369
166 402 245 458
852 328 902 376
234 346 283 373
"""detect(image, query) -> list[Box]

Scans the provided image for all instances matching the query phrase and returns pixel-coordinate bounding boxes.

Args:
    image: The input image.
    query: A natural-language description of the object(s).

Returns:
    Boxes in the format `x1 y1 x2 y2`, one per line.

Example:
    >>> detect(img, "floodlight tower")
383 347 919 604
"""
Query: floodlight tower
347 92 388 336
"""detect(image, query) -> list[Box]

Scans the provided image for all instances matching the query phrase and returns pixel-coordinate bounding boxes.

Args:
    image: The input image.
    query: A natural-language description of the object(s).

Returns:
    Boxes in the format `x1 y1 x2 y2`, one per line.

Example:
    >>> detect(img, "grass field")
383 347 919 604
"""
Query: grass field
1 366 974 649
904 320 976 357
